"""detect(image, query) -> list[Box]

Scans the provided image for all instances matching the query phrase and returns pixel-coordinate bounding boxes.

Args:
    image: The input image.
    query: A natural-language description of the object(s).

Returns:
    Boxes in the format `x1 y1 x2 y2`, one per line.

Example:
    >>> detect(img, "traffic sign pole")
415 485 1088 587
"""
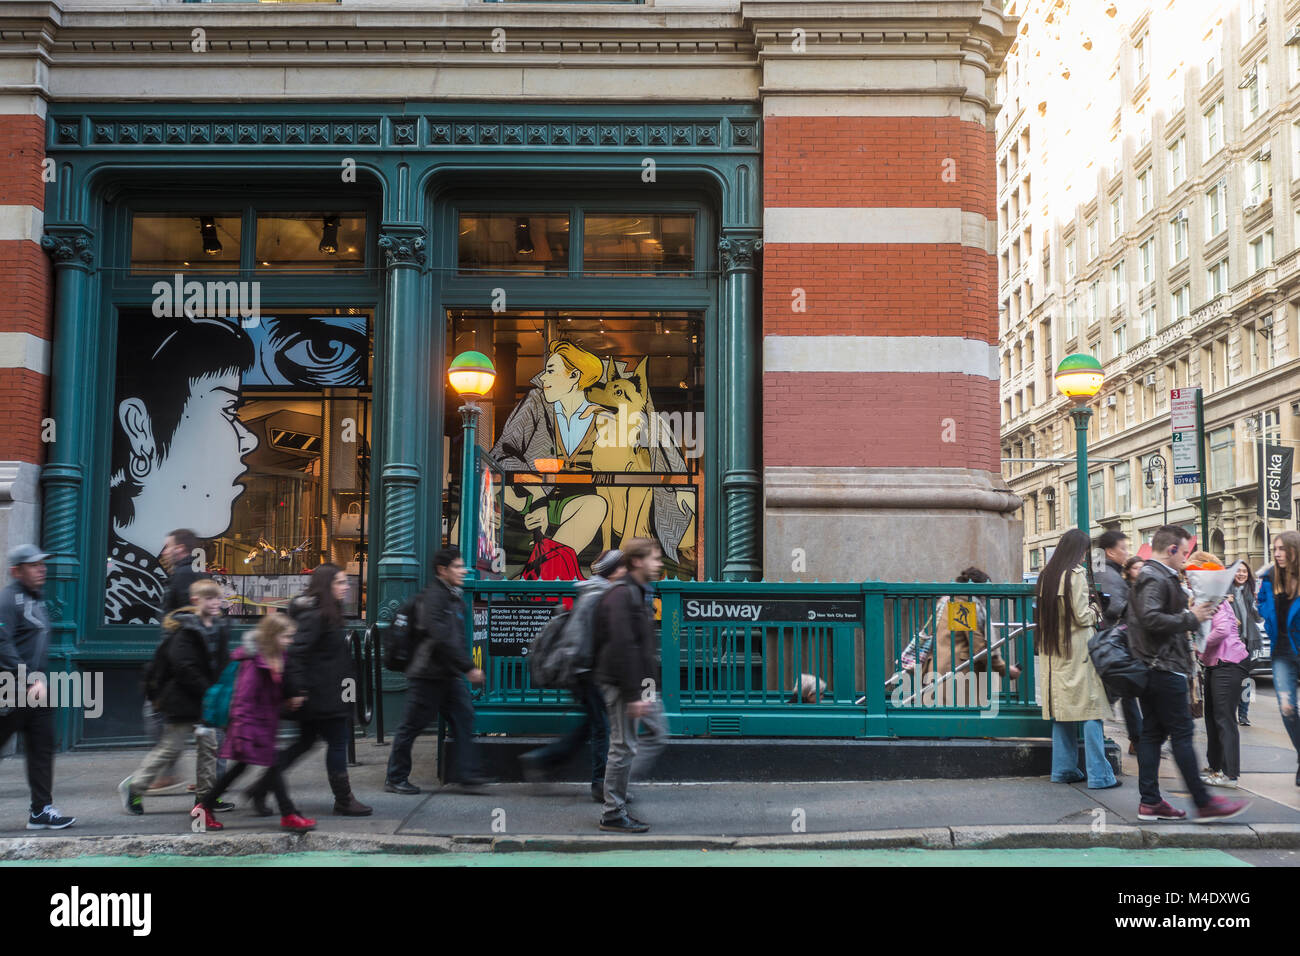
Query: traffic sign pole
1196 388 1209 546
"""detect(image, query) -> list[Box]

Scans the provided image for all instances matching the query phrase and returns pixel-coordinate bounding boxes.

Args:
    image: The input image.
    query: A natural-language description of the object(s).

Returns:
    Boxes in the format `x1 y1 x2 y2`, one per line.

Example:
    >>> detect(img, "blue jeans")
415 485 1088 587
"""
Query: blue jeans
1271 655 1300 757
1050 719 1115 788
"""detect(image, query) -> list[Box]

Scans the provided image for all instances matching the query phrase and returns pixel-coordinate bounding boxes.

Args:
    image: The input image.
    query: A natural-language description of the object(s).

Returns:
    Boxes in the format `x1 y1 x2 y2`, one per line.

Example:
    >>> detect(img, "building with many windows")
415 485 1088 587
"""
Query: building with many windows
999 0 1300 572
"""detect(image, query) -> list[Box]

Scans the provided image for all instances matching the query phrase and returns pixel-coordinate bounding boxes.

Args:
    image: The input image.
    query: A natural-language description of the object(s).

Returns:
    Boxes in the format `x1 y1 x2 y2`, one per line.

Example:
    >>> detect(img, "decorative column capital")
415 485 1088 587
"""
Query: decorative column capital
718 234 763 272
378 226 427 269
40 227 95 270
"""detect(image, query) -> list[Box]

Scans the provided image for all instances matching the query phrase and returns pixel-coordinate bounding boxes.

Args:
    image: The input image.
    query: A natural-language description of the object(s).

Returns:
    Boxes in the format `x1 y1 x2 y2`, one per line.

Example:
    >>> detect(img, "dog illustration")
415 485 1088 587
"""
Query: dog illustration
586 357 655 552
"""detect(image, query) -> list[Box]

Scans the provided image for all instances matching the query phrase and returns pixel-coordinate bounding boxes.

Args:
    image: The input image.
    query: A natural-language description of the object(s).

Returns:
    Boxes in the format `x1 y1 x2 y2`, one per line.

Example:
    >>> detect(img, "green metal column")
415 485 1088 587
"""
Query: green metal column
1070 406 1092 532
457 405 480 580
719 233 762 581
375 225 428 621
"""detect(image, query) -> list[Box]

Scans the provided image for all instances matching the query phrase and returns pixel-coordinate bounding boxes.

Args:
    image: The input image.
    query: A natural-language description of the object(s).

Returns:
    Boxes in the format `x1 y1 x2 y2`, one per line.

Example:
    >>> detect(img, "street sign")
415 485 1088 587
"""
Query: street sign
1170 387 1201 485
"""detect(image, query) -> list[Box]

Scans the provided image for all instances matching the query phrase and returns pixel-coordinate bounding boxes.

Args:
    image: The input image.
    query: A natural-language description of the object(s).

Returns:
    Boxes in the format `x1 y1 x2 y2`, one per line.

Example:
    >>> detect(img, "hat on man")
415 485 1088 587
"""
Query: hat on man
591 549 623 577
8 544 49 567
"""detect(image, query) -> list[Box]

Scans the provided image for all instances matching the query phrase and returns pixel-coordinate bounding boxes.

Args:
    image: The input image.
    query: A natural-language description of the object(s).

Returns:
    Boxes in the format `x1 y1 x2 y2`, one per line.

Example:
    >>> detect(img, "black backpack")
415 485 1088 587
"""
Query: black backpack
1087 623 1150 698
384 593 424 673
528 606 572 689
142 633 175 703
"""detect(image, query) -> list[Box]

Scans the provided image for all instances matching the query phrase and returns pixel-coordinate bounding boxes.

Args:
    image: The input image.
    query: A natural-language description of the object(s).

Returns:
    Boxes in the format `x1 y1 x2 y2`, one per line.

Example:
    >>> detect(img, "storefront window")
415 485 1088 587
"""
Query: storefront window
444 310 703 581
582 214 695 276
255 212 366 271
458 213 570 275
104 308 373 624
130 214 241 272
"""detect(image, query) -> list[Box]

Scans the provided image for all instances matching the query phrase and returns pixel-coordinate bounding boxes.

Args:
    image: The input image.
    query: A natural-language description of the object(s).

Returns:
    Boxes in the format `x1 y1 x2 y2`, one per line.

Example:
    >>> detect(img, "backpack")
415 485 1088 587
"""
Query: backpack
1086 623 1150 698
142 633 175 703
201 659 242 729
528 606 573 689
384 594 423 673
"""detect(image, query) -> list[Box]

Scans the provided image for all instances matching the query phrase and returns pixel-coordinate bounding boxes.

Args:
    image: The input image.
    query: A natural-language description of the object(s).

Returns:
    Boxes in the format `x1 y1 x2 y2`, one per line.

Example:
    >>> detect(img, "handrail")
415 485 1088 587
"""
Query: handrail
344 626 374 728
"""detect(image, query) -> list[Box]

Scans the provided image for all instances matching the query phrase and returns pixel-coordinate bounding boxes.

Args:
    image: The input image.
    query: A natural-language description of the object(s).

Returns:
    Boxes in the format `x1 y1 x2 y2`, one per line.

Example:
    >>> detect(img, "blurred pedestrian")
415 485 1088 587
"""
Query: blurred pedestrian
1258 531 1300 785
1188 551 1247 789
1231 562 1262 726
1095 530 1142 755
1123 557 1145 586
923 567 1020 706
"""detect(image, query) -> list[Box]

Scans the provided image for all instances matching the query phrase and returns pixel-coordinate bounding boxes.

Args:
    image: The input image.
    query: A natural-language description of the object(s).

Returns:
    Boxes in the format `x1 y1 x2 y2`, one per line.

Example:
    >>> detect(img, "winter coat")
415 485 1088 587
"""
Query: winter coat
156 608 230 721
220 647 284 767
1095 559 1130 629
285 595 354 719
1038 565 1110 722
923 595 1004 680
163 565 211 615
0 580 49 676
1125 560 1197 675
592 578 659 703
1259 568 1300 660
407 577 472 681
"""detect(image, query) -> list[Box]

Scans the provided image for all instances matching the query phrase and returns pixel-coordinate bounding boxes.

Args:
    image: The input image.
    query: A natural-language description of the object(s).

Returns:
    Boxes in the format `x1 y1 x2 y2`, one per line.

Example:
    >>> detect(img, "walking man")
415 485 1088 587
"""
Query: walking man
1095 530 1142 754
1128 525 1249 822
385 548 488 794
0 545 75 829
594 538 668 833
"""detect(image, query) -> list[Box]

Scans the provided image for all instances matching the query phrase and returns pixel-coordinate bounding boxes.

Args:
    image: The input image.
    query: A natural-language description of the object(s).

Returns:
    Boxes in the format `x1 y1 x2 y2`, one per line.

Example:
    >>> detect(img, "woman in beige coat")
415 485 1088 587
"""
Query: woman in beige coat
1035 529 1120 789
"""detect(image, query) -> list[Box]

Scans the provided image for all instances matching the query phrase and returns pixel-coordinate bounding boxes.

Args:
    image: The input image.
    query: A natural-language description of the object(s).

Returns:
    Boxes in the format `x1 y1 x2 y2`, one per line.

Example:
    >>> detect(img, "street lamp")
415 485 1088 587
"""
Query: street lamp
449 350 496 579
1143 453 1168 526
1055 353 1104 531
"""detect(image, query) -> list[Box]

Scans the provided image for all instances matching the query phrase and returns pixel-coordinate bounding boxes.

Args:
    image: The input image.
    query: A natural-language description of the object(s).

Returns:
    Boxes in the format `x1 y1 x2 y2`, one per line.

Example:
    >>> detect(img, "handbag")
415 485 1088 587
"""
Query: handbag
1087 623 1150 698
338 501 362 536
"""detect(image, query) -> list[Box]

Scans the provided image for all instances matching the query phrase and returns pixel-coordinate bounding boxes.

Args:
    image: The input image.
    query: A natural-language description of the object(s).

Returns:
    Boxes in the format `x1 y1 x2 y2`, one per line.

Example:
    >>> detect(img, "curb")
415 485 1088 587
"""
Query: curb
0 824 1297 859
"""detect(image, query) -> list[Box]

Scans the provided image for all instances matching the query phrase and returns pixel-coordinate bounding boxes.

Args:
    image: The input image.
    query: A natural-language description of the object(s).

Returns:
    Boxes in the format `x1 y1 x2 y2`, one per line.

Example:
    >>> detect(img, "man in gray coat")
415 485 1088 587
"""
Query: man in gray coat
1095 530 1142 753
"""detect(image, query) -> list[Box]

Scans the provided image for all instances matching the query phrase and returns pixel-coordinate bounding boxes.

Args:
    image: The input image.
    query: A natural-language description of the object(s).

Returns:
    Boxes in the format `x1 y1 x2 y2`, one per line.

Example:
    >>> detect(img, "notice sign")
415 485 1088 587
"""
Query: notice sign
1170 388 1202 485
681 597 861 624
478 598 563 657
947 600 978 632
1260 444 1295 519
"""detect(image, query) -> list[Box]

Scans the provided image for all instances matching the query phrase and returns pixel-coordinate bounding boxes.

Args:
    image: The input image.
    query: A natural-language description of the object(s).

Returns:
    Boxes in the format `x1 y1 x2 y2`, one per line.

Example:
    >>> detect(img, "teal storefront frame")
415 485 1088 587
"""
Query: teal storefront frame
40 102 763 748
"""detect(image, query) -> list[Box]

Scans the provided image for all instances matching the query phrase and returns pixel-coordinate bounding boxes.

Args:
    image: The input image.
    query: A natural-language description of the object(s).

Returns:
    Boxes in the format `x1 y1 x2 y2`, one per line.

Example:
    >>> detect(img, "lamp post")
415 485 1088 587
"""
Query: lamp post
449 350 496 581
1055 353 1105 532
1143 452 1168 526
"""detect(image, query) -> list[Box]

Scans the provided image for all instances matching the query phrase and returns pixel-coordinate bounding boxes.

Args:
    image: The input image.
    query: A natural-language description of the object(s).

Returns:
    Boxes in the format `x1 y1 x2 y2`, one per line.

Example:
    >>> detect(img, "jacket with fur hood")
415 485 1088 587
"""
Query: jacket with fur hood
157 606 230 721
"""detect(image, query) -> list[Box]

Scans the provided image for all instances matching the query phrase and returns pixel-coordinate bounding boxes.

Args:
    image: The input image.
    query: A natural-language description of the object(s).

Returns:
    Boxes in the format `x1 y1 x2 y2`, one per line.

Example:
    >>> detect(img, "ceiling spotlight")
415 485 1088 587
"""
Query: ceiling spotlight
319 215 339 255
514 217 535 256
199 216 222 257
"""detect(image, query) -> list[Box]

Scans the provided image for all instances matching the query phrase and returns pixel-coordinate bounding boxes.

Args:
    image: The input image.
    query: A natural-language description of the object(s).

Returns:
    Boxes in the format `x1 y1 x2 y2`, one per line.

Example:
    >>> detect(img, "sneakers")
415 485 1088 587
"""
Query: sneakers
446 778 491 795
1238 716 1251 727
1195 796 1251 823
27 805 75 830
1137 800 1187 822
1200 771 1239 789
118 776 143 816
384 779 421 795
196 797 237 813
599 815 650 833
281 813 316 832
189 805 222 831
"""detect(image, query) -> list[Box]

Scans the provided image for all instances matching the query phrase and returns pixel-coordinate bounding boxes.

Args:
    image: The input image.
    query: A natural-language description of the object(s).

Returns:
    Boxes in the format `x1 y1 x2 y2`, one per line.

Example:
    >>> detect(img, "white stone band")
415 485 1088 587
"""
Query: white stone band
764 207 994 252
0 206 44 244
764 335 998 379
0 333 51 376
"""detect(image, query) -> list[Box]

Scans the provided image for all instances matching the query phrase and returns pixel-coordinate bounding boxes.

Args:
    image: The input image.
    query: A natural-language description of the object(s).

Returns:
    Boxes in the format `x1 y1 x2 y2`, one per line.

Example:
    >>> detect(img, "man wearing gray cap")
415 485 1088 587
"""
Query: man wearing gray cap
0 544 75 829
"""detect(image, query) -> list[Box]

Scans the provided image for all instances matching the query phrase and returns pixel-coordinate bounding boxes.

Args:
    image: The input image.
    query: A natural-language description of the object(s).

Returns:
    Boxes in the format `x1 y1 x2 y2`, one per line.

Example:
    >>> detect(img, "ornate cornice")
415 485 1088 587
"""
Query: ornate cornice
40 228 93 268
377 228 427 269
719 235 763 271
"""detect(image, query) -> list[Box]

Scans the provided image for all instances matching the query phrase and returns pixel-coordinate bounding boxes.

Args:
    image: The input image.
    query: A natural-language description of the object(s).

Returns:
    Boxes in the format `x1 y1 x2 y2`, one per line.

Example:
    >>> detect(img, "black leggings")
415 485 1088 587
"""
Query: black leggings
205 762 295 815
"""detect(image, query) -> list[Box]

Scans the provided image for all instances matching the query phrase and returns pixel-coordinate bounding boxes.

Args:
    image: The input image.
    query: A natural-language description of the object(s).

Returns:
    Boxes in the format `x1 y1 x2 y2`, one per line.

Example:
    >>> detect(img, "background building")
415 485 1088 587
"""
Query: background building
999 0 1300 572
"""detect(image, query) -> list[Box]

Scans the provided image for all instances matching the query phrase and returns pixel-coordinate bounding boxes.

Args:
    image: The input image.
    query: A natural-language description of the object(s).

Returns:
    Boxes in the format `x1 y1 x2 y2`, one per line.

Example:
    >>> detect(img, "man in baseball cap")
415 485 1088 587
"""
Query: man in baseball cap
0 543 74 829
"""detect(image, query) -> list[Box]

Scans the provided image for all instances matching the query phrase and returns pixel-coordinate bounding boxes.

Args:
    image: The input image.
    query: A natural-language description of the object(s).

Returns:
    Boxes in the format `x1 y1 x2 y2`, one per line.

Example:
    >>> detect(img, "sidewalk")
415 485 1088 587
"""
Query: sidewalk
1 686 1296 859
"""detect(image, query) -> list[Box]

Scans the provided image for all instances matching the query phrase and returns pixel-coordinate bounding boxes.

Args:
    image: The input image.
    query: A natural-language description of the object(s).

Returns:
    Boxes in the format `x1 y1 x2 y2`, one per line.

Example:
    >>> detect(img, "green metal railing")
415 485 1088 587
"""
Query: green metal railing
456 578 1046 739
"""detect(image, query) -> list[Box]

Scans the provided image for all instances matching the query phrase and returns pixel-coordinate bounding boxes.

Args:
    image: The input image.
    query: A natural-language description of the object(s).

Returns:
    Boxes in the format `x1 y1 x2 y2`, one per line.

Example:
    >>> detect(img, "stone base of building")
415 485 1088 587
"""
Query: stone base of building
0 462 41 560
763 466 1024 583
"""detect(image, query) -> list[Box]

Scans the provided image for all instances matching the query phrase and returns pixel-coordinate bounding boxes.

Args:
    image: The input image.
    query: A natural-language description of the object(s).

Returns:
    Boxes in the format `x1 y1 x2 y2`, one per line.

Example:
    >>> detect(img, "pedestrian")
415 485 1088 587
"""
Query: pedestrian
384 548 488 795
1185 551 1247 790
1128 525 1250 821
245 564 372 816
1094 530 1143 755
1123 557 1145 586
1035 529 1120 789
192 613 315 832
1258 530 1300 786
1231 562 1263 726
519 549 622 801
594 538 668 833
0 545 75 829
118 579 232 815
923 567 1020 706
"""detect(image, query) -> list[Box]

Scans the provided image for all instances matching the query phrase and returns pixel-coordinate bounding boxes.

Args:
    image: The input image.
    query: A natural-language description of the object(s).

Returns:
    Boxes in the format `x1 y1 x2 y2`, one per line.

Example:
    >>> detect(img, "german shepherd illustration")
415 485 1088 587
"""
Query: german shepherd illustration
586 357 655 552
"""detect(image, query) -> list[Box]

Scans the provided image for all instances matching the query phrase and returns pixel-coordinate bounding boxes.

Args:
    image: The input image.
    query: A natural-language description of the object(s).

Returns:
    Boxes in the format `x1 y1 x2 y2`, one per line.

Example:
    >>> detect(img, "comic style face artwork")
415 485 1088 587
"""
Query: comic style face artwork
488 337 697 581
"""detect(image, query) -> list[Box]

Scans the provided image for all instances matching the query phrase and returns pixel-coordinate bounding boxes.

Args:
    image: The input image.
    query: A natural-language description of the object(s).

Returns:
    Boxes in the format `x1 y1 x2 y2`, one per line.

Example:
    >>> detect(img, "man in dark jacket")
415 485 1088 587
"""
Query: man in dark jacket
1094 530 1142 753
1128 524 1248 823
593 538 667 833
0 545 74 829
162 529 210 615
119 579 229 815
385 548 486 794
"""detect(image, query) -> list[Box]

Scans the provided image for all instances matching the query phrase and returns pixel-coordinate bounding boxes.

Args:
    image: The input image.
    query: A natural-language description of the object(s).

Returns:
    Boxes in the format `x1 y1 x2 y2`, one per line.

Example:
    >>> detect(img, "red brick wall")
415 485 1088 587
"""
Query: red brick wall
0 113 50 468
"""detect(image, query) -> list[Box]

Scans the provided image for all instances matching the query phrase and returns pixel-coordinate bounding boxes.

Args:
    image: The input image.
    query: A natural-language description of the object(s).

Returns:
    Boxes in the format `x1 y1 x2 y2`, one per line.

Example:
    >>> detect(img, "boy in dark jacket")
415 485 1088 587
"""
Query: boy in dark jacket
119 580 230 815
385 548 486 794
593 538 667 833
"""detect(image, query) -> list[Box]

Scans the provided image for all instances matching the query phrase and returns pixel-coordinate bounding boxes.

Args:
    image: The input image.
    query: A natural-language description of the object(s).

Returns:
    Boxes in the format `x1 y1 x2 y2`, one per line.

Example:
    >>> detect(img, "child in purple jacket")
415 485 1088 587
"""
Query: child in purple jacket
191 613 315 833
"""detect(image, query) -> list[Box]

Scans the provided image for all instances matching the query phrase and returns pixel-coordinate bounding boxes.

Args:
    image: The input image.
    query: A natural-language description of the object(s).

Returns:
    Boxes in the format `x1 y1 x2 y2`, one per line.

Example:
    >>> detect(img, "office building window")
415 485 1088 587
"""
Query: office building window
1138 168 1153 214
1111 196 1123 239
1111 261 1126 308
1140 238 1154 285
1066 299 1078 339
1206 181 1226 237
1087 220 1099 261
1170 213 1188 264
1112 323 1127 356
1135 33 1148 79
1210 426 1234 489
1089 280 1100 323
1250 230 1274 272
1115 462 1131 514
1204 100 1224 156
1172 283 1190 319
1065 239 1077 280
1141 304 1157 340
1207 258 1228 297
1167 136 1186 187
1090 470 1105 517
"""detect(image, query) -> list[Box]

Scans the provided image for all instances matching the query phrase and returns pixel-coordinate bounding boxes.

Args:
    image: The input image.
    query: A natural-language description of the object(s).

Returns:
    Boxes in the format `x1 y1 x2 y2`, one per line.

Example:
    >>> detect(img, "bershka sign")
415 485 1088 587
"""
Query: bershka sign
682 598 861 623
1260 444 1295 519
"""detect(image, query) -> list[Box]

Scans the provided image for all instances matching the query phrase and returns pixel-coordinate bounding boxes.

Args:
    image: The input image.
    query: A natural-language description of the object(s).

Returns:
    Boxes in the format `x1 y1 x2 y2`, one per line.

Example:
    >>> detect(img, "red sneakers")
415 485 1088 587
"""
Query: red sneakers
281 813 317 832
189 805 223 831
1195 796 1251 823
1137 800 1186 821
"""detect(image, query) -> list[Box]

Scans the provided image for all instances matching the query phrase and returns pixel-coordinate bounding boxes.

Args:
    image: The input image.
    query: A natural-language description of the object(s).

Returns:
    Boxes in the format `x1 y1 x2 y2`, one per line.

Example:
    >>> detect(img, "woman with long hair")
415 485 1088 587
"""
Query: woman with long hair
1034 528 1119 789
1259 530 1300 785
246 564 372 816
1232 561 1262 726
